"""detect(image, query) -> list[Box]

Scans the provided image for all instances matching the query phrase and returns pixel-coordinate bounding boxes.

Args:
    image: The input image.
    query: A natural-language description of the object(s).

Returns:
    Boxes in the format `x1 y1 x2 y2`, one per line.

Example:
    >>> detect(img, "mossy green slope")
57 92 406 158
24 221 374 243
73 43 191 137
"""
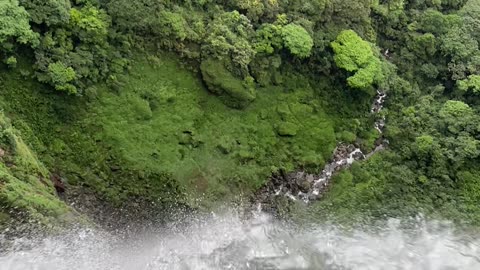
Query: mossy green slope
0 52 341 211
91 54 336 205
0 113 71 226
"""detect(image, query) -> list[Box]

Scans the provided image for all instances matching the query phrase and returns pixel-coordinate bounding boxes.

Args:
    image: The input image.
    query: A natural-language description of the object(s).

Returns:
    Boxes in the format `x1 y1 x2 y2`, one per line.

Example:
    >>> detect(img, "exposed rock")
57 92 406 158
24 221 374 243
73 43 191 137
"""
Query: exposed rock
200 58 255 109
296 176 312 193
50 173 66 193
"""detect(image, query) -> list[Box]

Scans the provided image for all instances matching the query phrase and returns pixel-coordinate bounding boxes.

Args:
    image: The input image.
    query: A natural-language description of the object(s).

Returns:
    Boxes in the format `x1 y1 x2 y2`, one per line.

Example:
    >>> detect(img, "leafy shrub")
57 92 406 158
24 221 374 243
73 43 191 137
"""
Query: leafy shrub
281 23 313 58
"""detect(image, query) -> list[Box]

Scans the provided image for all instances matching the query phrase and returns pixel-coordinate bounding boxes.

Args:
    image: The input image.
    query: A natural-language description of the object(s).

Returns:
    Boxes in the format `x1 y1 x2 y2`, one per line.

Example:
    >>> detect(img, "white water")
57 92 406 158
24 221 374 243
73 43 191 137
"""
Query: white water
1 211 480 270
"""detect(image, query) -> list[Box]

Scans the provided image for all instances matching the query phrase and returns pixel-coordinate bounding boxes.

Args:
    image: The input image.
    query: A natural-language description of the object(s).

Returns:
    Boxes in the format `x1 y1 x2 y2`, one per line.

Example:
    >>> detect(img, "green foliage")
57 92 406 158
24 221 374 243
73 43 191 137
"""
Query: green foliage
0 53 338 210
158 11 190 41
19 0 71 26
47 61 77 93
202 11 255 76
30 3 127 94
228 0 269 21
331 30 383 89
420 10 461 35
281 23 313 58
347 57 382 89
1 0 480 226
276 122 298 136
69 5 109 43
5 56 17 68
0 0 39 48
0 112 71 224
439 100 472 119
440 26 477 61
332 30 373 72
254 23 283 54
457 75 480 93
415 135 435 154
409 33 436 60
86 55 336 205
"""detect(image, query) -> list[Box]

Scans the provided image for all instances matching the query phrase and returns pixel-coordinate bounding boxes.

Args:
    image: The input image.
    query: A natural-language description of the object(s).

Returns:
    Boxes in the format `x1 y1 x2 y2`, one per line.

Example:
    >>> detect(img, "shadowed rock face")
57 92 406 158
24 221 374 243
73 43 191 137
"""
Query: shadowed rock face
255 90 388 209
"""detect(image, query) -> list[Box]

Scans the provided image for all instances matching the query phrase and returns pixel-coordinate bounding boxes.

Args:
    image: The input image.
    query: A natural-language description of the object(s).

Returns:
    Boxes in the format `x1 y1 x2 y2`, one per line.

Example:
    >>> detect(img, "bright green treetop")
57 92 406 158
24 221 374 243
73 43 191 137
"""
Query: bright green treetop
440 100 473 118
70 5 109 43
331 29 383 89
457 75 480 93
47 62 77 94
0 0 39 47
281 23 313 58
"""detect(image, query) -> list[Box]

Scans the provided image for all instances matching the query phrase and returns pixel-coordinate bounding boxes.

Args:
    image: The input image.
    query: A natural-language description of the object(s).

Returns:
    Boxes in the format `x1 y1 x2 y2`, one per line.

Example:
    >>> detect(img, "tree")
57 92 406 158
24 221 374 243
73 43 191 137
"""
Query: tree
254 23 283 54
440 26 477 62
281 23 313 58
0 0 39 49
331 29 383 89
415 135 435 155
439 100 474 134
440 100 473 118
457 75 480 93
69 5 109 44
19 0 71 26
202 11 255 76
229 0 266 21
157 11 190 41
47 61 77 94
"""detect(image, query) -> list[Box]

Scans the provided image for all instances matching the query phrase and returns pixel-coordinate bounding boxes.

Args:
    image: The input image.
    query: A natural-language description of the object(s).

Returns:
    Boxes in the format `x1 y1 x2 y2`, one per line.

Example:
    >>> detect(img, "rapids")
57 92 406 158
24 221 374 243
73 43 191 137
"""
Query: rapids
1 210 479 270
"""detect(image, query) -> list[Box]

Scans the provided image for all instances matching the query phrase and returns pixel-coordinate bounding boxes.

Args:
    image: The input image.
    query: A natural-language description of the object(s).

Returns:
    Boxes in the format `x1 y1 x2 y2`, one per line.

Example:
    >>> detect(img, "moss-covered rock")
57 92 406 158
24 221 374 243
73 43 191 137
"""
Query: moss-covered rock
200 58 256 109
276 122 298 136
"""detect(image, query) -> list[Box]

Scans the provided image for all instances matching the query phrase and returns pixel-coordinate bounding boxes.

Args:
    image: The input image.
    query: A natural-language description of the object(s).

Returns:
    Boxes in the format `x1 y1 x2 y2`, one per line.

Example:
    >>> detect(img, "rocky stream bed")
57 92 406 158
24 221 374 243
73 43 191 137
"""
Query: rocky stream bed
254 90 388 209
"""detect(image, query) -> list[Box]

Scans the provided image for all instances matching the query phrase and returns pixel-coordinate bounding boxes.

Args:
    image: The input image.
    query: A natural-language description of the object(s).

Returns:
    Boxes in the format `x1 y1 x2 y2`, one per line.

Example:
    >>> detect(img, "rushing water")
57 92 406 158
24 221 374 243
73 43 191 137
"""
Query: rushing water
1 210 480 270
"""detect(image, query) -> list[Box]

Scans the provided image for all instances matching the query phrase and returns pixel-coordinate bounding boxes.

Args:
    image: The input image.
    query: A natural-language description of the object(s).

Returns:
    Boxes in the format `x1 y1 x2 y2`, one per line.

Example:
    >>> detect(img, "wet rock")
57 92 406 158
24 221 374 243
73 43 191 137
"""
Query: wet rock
296 177 312 193
50 174 65 193
352 150 365 160
306 174 314 183
374 137 384 147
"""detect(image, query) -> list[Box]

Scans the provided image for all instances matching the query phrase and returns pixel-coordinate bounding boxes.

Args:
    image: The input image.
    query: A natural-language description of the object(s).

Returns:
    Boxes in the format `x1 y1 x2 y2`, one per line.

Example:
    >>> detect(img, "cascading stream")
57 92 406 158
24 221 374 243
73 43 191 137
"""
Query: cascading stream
256 90 389 204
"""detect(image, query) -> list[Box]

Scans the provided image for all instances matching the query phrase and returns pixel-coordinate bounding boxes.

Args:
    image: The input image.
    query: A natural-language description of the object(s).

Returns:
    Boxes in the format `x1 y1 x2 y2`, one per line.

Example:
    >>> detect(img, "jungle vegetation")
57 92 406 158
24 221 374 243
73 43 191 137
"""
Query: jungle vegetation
1 0 480 226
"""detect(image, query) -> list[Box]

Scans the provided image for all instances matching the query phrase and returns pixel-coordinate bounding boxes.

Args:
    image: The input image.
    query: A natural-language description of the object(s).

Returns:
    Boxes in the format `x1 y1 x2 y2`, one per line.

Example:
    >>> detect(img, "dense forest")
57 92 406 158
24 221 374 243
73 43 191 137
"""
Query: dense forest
1 0 480 229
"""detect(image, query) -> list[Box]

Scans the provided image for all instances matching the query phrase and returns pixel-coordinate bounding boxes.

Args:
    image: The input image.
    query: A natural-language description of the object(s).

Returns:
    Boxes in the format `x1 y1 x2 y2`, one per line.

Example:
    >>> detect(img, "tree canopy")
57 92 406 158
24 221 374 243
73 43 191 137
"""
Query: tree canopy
331 30 383 89
0 0 38 48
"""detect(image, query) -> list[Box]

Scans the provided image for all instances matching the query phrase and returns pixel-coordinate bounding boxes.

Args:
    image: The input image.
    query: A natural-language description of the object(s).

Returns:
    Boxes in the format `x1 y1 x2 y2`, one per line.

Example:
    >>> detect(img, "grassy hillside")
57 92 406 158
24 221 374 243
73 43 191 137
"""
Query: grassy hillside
1 52 371 219
0 112 73 227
